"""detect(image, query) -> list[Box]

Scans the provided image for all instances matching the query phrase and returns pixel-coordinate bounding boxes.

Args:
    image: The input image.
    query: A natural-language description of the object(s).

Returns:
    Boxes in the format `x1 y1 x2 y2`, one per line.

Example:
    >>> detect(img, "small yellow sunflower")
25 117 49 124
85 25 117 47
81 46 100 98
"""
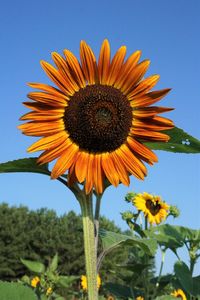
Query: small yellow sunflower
136 296 144 300
81 274 101 291
46 287 53 296
19 40 174 194
133 192 169 224
171 289 187 300
31 276 40 288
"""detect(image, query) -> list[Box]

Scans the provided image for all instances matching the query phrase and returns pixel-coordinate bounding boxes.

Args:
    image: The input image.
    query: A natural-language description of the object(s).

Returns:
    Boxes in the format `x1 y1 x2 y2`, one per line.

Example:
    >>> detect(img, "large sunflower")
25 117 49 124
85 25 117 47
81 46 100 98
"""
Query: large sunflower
19 40 174 194
133 192 170 224
171 289 187 300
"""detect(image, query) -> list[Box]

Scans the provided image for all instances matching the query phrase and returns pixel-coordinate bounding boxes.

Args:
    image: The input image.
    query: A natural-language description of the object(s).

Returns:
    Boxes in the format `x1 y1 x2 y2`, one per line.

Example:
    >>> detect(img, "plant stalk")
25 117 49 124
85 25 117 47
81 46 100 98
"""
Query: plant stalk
79 192 98 300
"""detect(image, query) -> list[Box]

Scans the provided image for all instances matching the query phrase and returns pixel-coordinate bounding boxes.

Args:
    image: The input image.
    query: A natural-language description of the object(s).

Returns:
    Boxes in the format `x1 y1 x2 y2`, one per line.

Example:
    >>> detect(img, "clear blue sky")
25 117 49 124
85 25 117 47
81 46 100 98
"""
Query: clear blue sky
0 0 200 273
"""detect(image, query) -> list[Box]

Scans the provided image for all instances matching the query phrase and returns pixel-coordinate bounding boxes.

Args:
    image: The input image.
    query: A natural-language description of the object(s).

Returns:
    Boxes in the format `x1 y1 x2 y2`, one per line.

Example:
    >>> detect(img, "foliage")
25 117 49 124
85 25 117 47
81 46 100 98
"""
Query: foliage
0 203 128 284
20 254 78 300
0 281 37 300
144 126 200 153
99 192 200 300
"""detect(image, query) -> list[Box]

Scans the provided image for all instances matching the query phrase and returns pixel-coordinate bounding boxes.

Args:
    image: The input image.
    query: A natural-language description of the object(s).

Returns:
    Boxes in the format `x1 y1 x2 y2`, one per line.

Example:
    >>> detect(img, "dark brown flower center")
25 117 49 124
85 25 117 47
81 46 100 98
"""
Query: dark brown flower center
146 199 161 216
64 84 132 153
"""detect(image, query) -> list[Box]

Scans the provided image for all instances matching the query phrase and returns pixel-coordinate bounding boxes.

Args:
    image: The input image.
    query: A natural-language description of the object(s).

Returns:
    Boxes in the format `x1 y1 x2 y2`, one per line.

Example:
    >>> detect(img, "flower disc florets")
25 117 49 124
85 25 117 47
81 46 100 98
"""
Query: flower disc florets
64 84 132 153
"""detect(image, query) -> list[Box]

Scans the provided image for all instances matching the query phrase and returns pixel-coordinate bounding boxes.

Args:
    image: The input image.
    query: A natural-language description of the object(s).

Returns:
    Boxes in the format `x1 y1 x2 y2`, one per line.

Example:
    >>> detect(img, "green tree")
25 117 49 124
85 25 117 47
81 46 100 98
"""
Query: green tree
0 203 128 284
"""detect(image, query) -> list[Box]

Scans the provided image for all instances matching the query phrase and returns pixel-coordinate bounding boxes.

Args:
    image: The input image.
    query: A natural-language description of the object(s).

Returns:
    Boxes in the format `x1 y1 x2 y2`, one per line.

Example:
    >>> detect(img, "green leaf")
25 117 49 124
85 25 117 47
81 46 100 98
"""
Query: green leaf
174 261 193 295
104 282 132 298
146 224 184 250
145 127 200 153
57 275 79 288
21 275 30 285
193 276 200 296
0 281 37 300
21 258 45 274
0 158 51 176
99 229 157 256
49 253 58 272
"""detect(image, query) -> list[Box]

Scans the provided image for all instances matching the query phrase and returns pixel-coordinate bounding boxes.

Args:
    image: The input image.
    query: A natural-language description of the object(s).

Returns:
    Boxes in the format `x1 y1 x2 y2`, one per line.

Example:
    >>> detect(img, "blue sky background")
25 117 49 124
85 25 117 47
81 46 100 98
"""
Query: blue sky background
0 0 200 274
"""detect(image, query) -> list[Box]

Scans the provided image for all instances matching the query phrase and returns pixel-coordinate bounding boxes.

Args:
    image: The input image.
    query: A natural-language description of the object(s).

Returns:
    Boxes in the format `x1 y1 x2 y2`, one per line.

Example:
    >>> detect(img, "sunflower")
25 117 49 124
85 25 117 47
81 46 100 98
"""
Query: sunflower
19 40 174 194
136 297 144 300
171 289 187 300
133 192 170 224
31 276 40 288
81 274 101 291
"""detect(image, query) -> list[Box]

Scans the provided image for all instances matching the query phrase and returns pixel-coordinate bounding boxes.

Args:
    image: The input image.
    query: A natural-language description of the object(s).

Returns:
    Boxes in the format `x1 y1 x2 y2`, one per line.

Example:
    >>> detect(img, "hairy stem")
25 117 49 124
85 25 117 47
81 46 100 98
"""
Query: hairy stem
144 216 149 299
94 193 102 256
79 192 98 300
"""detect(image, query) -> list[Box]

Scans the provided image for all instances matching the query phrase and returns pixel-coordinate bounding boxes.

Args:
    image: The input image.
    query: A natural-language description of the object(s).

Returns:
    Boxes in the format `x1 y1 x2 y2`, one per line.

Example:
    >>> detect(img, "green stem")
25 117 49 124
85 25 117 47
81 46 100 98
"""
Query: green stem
79 192 98 300
157 249 165 283
190 258 195 275
94 193 102 255
144 216 149 299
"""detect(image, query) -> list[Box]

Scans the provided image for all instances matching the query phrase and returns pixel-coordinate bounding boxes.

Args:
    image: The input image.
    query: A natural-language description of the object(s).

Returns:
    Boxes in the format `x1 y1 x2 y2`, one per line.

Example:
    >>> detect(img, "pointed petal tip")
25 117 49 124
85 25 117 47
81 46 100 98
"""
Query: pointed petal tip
51 51 57 57
80 40 87 46
40 60 47 69
120 45 127 52
102 38 110 46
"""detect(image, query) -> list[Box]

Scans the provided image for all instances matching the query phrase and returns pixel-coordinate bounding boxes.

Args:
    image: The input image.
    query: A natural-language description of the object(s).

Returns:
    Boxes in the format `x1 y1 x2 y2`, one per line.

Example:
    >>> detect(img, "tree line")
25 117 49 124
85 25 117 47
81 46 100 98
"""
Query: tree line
0 203 128 282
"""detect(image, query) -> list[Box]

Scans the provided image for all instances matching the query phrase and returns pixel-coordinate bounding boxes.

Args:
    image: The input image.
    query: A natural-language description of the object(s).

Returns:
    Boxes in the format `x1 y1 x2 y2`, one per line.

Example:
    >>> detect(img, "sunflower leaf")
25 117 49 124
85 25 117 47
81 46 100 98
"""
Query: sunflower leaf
174 261 193 295
144 127 200 153
0 158 51 176
20 258 45 274
145 224 184 250
0 281 37 300
103 282 132 298
99 229 157 256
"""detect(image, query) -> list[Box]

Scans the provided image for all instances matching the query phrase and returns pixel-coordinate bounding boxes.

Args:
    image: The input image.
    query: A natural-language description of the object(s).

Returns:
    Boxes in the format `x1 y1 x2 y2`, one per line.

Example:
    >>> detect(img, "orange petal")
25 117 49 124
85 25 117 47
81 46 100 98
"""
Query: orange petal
18 120 64 136
40 60 73 95
23 102 58 111
28 132 68 153
28 83 67 99
37 138 72 164
75 151 89 183
110 152 130 186
101 153 120 187
51 52 79 93
127 74 160 99
93 154 103 194
116 144 146 179
64 49 86 88
51 143 79 179
127 136 158 163
133 106 174 118
80 41 98 85
27 91 68 107
98 39 110 84
121 60 150 95
133 117 174 131
107 46 126 86
20 110 64 121
131 128 170 142
130 89 171 108
85 153 95 194
114 50 141 89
